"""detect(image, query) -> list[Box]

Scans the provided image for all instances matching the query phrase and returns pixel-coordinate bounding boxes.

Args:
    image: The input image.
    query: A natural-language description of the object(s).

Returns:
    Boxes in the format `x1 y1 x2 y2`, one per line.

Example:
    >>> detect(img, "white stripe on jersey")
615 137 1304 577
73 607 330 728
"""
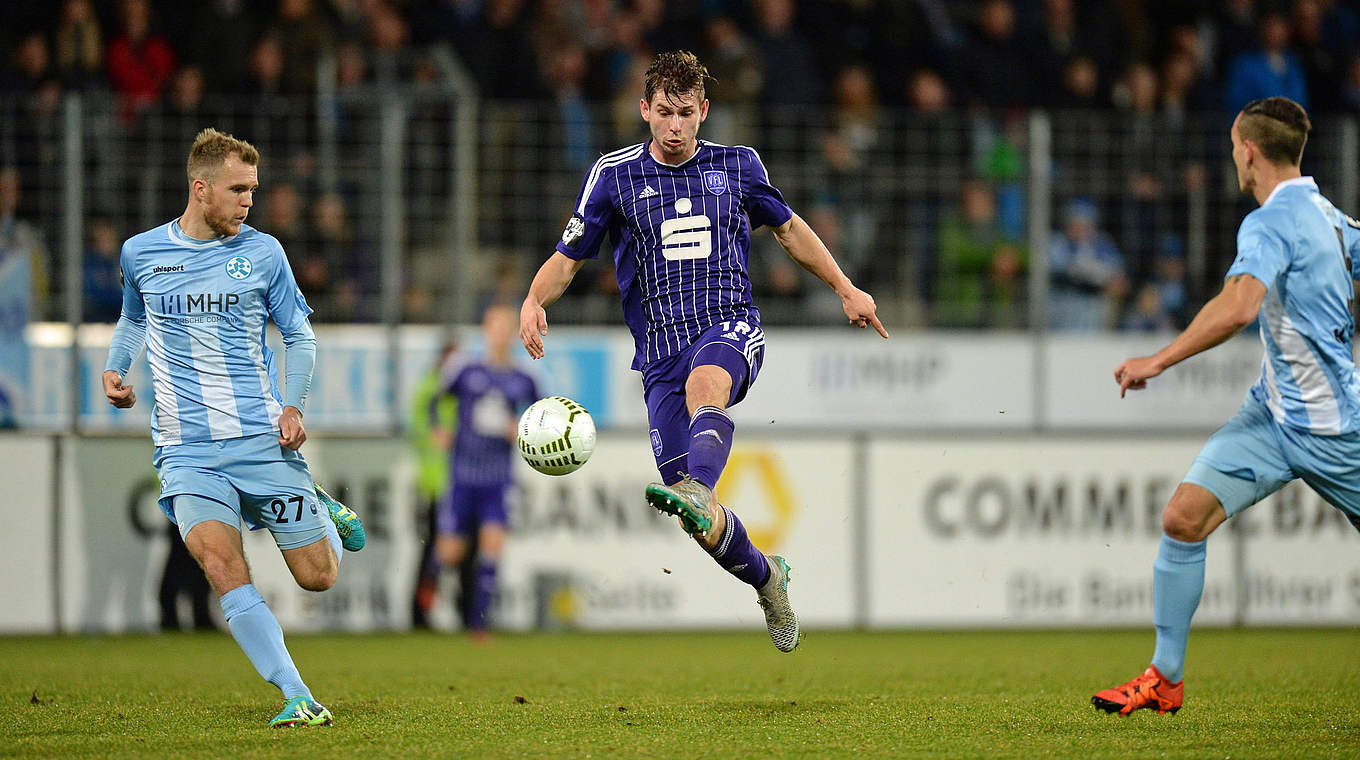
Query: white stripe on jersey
578 144 646 216
247 336 284 431
190 325 245 439
1262 290 1342 432
145 320 182 446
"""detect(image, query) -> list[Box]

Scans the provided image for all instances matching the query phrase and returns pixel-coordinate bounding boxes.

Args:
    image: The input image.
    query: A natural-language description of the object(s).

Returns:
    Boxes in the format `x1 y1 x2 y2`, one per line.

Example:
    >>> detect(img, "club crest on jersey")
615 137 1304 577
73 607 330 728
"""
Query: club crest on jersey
561 214 585 249
225 256 252 280
650 428 663 456
703 171 728 195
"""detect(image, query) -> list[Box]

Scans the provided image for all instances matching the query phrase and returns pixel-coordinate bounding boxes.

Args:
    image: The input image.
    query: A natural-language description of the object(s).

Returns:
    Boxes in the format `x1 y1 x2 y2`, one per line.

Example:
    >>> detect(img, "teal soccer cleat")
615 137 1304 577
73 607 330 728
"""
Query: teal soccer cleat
315 482 365 552
269 696 333 727
644 476 715 535
756 555 801 653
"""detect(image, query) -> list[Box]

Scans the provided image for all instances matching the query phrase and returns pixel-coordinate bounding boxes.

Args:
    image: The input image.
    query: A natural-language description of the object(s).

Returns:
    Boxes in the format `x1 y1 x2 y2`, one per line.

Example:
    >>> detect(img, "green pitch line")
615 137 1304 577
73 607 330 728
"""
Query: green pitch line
3 629 1358 759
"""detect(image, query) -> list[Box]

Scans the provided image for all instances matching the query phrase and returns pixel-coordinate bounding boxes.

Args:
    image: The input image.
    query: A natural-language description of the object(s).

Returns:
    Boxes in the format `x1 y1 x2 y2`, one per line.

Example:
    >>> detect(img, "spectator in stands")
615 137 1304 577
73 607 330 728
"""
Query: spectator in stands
753 0 822 106
310 191 373 321
83 216 123 323
702 15 763 144
52 0 103 92
957 0 1033 110
1293 0 1343 113
366 0 410 85
106 0 176 115
1213 0 1259 78
541 42 594 171
155 65 210 213
1112 61 1159 113
0 166 48 301
1160 50 1213 117
1224 12 1308 114
934 180 1026 328
1048 198 1128 331
264 182 307 256
246 33 286 97
1121 283 1176 332
907 68 951 114
454 0 544 100
1343 55 1360 114
1 32 52 94
1058 56 1102 109
1150 234 1189 328
0 167 48 381
173 0 257 95
1030 0 1081 107
271 0 333 96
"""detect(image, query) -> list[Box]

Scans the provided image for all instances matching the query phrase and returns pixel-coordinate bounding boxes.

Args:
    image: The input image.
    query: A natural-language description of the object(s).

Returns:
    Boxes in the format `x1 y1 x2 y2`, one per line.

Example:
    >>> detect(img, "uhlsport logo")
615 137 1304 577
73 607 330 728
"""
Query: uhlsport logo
225 256 252 280
702 170 728 195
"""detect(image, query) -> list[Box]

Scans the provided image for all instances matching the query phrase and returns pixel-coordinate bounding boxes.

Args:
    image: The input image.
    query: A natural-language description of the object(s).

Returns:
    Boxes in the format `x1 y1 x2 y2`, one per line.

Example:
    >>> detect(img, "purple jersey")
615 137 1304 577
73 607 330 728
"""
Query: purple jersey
436 353 540 486
555 140 793 369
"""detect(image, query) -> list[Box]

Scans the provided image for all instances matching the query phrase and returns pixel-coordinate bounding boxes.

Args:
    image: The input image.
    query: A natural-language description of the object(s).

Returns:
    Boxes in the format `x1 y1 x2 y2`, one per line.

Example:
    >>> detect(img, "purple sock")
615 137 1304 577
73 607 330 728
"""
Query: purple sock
466 559 498 631
710 507 771 588
688 406 734 490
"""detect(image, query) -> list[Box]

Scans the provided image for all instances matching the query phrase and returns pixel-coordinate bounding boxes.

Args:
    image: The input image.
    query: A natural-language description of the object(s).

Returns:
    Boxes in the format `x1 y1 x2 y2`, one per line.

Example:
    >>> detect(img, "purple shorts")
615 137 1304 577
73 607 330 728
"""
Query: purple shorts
642 318 765 484
436 483 510 536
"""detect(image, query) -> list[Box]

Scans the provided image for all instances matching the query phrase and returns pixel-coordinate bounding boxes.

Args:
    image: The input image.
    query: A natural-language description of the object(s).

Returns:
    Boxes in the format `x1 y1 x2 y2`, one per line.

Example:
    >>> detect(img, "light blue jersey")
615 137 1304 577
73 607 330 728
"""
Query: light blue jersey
1227 177 1360 435
105 220 315 446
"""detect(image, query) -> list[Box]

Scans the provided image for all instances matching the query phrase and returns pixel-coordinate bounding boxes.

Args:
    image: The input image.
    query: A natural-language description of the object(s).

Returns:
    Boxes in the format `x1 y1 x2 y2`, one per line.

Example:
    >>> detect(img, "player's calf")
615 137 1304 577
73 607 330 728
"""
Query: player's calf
282 536 339 592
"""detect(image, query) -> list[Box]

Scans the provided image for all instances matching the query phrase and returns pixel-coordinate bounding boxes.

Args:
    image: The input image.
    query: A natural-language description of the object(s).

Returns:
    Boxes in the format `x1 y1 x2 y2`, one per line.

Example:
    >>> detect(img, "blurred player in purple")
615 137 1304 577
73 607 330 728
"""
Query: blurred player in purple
432 304 539 637
519 51 887 652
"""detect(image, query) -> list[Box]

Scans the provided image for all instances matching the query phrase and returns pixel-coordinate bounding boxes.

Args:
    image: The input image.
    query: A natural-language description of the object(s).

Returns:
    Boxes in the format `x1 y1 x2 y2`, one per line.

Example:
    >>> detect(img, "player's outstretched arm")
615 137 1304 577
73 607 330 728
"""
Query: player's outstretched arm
770 213 888 338
1114 273 1265 397
520 252 586 359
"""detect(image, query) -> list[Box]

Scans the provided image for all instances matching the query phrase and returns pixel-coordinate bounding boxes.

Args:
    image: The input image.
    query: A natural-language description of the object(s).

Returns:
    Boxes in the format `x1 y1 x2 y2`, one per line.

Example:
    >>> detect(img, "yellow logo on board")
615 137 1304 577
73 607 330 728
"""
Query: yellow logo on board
715 449 795 550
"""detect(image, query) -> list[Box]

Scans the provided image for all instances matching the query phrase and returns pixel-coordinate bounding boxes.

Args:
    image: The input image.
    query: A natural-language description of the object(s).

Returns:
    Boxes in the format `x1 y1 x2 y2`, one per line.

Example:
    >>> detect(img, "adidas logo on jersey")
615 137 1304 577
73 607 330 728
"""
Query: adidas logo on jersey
637 185 659 200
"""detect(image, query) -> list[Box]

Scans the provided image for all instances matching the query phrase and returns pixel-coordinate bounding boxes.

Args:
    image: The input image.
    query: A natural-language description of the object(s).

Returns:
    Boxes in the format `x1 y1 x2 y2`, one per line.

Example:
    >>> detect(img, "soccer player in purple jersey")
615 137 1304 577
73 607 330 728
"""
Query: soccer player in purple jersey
519 51 887 652
431 304 539 638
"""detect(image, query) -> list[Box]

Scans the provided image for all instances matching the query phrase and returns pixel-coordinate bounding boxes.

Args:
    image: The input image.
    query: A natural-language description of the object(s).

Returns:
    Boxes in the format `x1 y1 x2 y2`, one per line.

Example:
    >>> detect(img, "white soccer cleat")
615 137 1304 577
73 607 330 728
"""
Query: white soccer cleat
756 554 801 653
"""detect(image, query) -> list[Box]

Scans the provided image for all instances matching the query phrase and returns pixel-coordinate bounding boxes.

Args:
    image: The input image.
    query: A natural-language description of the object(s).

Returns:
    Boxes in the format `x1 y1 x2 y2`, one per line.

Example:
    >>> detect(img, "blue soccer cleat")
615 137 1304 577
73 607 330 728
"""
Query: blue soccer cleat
315 482 365 552
269 695 333 727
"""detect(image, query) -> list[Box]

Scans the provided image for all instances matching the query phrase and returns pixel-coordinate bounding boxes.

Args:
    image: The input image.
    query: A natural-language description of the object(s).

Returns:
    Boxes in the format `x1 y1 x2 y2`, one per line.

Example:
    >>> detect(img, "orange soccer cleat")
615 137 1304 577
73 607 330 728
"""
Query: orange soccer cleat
1091 665 1183 716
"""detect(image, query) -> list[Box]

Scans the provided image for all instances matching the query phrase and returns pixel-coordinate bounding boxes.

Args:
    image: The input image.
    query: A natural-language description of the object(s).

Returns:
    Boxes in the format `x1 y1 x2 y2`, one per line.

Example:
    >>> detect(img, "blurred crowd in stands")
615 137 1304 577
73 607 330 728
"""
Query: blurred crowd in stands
2 0 1359 329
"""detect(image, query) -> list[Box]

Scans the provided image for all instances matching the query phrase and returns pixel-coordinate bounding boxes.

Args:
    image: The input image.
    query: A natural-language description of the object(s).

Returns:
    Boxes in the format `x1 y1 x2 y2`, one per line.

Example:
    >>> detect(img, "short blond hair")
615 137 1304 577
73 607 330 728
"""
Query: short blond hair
186 128 259 183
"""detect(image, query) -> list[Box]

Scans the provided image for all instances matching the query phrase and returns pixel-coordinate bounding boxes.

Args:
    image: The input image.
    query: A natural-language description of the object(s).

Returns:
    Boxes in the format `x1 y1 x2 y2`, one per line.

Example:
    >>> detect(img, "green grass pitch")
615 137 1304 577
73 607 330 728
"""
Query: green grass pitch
4 629 1359 758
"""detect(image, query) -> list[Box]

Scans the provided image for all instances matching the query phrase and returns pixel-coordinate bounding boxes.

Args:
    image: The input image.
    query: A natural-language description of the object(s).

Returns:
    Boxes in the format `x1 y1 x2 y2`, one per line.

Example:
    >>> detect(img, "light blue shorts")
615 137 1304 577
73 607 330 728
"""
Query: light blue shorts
1184 390 1360 530
154 432 328 550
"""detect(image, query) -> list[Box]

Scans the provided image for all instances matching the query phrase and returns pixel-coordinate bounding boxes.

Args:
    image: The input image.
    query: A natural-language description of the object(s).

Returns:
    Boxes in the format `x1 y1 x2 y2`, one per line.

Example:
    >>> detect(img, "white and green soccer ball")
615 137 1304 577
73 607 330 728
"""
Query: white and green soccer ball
517 396 596 476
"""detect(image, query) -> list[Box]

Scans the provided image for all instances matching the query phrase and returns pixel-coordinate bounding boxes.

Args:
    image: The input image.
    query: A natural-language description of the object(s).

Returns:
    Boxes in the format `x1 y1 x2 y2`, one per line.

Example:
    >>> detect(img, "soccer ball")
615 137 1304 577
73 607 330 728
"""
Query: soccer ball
517 396 596 476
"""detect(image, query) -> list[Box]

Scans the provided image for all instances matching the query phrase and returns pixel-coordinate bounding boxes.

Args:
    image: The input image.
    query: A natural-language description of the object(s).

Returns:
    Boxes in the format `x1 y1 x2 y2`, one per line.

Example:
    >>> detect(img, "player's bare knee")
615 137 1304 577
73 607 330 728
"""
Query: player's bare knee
196 551 250 593
1162 503 1212 542
685 367 731 409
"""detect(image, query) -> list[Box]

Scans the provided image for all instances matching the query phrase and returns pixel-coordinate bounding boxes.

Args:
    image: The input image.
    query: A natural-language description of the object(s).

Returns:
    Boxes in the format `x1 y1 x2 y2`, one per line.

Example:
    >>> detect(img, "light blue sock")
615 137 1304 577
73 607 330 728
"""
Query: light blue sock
219 584 310 699
1149 534 1206 683
322 516 343 567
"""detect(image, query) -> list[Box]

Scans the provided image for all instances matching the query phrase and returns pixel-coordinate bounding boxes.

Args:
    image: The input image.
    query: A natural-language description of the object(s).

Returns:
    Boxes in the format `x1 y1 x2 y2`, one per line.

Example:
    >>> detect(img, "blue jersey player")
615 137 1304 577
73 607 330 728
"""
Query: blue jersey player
519 52 887 652
1093 98 1360 716
431 304 539 636
101 129 366 728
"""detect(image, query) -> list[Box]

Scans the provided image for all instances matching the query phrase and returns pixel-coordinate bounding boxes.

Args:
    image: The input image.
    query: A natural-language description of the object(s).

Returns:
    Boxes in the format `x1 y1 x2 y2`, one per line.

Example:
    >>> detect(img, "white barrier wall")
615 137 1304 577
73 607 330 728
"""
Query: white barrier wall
866 438 1230 627
10 431 1360 633
0 436 55 632
25 326 1270 432
495 438 857 630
